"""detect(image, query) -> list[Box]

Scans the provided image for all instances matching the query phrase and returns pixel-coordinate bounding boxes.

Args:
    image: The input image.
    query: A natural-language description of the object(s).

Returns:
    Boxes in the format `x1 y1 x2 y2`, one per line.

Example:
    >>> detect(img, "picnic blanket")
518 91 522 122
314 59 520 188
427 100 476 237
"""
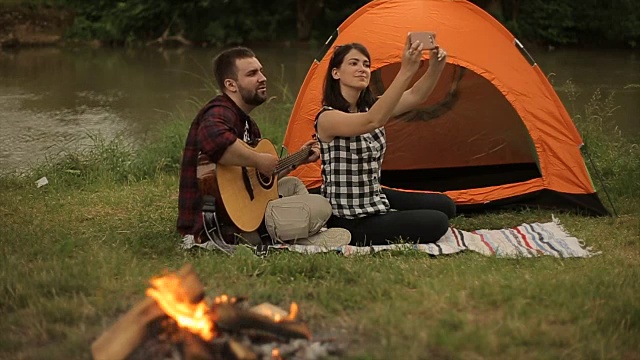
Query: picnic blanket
182 216 598 258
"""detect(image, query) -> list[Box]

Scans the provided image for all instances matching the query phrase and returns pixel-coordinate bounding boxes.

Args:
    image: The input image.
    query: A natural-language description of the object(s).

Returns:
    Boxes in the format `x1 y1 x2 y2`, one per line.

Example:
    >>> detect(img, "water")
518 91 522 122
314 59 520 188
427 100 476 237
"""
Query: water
0 45 638 172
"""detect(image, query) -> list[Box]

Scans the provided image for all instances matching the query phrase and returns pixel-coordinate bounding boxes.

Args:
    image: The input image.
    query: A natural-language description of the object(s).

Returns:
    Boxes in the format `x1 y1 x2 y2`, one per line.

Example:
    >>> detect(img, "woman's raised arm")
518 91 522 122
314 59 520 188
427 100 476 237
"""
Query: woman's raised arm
391 47 448 117
317 35 424 142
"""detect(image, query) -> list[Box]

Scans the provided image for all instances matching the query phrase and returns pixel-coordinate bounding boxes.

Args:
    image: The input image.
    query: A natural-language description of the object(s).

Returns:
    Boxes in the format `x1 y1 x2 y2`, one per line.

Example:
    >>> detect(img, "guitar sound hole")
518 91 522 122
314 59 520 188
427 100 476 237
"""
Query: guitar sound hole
256 170 275 189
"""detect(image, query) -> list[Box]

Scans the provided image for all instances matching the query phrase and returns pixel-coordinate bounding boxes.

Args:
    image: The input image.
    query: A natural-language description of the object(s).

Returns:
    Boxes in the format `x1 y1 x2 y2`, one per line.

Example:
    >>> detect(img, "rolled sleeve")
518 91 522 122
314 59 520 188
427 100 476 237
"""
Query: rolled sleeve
198 107 239 163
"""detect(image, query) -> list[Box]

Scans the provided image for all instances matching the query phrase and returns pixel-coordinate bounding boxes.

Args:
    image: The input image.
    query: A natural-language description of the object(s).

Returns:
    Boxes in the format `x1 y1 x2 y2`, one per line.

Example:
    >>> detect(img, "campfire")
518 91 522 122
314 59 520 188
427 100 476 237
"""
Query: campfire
92 264 341 360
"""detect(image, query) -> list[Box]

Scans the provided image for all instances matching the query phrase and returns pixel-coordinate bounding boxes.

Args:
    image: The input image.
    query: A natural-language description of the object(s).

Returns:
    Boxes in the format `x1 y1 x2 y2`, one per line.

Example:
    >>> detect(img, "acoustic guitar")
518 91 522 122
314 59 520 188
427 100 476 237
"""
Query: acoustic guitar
197 139 313 232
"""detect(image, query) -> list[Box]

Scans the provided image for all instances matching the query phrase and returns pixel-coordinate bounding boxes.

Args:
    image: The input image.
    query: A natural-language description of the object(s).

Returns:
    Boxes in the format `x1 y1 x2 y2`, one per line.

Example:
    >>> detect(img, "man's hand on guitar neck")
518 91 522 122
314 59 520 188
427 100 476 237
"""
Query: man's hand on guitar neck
219 138 317 178
275 139 320 178
300 139 320 164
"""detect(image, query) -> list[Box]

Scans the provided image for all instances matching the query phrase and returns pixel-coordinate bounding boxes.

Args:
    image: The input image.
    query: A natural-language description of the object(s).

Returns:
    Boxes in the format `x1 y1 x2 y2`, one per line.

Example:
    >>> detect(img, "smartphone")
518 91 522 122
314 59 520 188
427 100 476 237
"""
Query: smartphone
409 31 438 50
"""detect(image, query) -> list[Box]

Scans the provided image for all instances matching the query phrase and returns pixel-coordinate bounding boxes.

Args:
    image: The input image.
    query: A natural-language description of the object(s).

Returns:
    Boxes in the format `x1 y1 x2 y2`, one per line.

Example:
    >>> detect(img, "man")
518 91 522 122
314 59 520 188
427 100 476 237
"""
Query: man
177 46 349 247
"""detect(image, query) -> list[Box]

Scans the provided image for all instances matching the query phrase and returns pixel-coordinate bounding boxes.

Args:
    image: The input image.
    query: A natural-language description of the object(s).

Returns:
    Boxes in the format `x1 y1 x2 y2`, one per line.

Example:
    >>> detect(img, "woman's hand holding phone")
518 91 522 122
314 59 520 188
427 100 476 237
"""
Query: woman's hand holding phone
401 34 424 75
409 31 447 68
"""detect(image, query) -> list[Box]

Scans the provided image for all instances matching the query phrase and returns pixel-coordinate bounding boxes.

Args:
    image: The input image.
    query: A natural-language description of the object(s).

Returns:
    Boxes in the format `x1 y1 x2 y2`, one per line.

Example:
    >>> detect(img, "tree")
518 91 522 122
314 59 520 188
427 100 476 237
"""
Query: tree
297 0 324 41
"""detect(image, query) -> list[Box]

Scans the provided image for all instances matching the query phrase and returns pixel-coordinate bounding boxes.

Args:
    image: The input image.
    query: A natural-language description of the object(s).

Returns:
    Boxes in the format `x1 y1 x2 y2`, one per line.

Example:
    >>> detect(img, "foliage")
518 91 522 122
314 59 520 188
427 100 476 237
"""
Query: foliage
56 0 300 46
559 81 640 213
310 0 369 42
185 1 296 46
24 128 182 189
518 0 576 45
3 0 635 47
61 0 173 44
572 0 640 47
476 0 640 47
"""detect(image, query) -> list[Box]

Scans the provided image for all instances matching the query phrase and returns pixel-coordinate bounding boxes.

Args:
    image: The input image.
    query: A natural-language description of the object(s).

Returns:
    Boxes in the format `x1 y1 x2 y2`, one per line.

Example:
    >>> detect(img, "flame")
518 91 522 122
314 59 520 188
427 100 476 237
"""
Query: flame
276 302 299 322
214 294 234 304
271 347 282 360
258 301 299 322
146 274 215 341
287 302 298 321
145 270 301 343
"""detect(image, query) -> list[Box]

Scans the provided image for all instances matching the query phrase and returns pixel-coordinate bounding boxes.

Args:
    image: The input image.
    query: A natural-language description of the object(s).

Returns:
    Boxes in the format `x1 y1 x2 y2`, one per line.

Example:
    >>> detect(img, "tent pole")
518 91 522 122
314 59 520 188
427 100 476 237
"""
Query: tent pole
583 144 618 217
315 30 339 62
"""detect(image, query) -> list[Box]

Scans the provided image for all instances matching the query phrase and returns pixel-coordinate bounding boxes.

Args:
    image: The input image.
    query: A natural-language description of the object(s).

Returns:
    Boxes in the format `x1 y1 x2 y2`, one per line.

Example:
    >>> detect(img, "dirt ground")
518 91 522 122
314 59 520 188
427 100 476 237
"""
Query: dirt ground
0 4 73 47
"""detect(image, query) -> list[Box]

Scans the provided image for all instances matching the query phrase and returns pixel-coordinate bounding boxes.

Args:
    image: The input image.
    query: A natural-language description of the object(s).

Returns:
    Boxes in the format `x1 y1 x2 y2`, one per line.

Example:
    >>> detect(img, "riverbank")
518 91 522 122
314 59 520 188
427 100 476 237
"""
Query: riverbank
0 3 73 48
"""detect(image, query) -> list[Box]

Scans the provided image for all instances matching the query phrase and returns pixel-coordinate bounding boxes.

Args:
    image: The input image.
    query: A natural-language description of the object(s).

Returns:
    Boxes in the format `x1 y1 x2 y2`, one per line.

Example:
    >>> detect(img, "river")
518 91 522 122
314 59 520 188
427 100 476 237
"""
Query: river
0 45 638 172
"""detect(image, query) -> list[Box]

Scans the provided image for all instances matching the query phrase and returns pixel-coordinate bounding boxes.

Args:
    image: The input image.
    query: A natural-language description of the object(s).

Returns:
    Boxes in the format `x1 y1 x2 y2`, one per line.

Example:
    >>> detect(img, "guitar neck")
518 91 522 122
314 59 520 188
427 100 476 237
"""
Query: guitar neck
275 147 313 173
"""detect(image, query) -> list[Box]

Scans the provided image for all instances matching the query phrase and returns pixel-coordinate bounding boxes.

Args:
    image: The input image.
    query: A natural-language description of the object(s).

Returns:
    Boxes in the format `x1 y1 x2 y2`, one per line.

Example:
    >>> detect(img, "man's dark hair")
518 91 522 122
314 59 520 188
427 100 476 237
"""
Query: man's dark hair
212 47 256 92
322 43 377 112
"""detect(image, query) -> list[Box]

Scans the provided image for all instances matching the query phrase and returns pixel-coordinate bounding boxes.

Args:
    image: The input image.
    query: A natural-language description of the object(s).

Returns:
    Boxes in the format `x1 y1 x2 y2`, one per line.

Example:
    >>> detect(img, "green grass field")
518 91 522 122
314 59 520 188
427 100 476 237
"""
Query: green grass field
1 89 638 359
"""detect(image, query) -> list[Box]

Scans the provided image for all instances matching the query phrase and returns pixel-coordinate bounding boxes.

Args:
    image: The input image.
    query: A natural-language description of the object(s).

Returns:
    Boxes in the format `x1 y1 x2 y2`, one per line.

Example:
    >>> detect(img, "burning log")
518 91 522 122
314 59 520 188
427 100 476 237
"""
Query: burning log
91 264 205 360
216 303 312 340
92 264 342 360
91 297 163 360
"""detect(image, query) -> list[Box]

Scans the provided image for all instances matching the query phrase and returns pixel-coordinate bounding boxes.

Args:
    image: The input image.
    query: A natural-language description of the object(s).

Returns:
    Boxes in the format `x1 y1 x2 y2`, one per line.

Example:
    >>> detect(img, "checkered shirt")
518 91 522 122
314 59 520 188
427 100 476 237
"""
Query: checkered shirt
177 94 261 236
316 107 390 218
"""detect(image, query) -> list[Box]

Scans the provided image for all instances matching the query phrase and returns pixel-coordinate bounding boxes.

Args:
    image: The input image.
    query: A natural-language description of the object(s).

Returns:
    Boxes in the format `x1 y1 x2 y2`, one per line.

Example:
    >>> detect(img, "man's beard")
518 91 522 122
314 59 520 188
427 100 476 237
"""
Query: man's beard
239 85 267 106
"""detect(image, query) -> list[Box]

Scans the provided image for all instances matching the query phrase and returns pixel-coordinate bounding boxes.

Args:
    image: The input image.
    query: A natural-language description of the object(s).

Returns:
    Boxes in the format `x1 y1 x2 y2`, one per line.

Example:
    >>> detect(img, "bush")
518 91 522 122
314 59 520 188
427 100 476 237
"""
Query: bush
561 80 640 213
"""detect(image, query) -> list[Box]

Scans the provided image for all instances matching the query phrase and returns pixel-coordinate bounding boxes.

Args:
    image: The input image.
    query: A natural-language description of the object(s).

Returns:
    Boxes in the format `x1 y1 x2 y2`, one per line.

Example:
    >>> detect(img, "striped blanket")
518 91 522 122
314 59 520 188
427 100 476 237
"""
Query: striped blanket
182 217 597 258
273 217 597 258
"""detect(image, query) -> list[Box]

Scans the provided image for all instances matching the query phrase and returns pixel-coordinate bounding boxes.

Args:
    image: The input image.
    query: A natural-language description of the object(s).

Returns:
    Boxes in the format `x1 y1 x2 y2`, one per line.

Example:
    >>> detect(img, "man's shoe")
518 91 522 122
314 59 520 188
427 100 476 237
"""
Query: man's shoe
293 228 351 247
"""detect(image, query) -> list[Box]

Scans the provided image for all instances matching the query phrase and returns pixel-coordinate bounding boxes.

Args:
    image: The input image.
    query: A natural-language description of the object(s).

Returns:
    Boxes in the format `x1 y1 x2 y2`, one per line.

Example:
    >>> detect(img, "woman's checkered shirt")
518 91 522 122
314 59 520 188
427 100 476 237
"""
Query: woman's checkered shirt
316 107 391 218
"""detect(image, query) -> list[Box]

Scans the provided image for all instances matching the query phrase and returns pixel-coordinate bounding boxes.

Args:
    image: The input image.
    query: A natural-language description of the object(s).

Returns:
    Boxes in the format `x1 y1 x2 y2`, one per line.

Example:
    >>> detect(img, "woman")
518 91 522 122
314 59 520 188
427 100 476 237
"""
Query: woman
315 35 456 246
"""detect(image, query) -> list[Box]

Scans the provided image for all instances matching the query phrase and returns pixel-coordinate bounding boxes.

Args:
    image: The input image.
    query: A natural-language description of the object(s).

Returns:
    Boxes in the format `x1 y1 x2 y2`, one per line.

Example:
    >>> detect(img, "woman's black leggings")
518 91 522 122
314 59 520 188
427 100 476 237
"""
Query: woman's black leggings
327 188 456 246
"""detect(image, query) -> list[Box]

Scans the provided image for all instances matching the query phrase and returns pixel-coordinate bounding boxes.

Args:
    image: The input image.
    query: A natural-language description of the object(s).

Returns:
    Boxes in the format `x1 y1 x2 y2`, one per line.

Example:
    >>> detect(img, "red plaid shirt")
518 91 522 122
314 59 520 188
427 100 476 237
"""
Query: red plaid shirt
177 94 261 236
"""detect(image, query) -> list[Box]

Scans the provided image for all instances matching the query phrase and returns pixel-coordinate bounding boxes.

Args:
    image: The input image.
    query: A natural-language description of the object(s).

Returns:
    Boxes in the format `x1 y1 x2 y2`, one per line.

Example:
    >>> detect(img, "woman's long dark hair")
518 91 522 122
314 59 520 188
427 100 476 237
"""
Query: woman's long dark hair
322 43 377 113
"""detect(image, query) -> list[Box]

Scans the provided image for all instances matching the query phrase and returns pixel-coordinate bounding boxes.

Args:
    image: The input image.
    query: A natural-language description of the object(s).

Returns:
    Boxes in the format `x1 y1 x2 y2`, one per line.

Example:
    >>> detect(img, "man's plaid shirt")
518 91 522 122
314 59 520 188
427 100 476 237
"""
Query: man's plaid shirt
177 94 261 236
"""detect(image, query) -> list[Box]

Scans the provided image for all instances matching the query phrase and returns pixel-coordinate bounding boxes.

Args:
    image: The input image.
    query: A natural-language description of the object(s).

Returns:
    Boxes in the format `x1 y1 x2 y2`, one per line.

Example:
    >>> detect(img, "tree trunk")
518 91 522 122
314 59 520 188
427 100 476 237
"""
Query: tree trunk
498 0 521 22
486 0 503 18
511 0 519 22
296 0 324 42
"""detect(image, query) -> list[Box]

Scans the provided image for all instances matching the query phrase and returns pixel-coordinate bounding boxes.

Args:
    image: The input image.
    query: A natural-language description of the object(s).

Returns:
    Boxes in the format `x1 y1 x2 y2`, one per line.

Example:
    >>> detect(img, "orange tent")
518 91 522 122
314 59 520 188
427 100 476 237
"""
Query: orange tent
283 0 609 215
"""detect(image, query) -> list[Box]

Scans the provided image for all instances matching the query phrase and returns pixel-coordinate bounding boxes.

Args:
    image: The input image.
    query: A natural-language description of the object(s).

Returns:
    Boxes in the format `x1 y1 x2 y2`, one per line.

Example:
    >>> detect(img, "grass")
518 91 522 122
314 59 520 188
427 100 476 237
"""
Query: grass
0 85 639 359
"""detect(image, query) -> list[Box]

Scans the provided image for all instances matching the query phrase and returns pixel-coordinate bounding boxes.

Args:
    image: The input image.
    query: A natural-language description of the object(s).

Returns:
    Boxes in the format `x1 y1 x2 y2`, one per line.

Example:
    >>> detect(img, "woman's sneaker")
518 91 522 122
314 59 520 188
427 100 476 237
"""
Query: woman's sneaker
292 228 351 247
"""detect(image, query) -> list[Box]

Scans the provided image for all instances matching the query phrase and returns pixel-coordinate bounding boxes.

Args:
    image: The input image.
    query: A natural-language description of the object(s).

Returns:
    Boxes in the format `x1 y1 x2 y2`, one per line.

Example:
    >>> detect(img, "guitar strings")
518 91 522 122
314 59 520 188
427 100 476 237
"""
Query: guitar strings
275 149 310 173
